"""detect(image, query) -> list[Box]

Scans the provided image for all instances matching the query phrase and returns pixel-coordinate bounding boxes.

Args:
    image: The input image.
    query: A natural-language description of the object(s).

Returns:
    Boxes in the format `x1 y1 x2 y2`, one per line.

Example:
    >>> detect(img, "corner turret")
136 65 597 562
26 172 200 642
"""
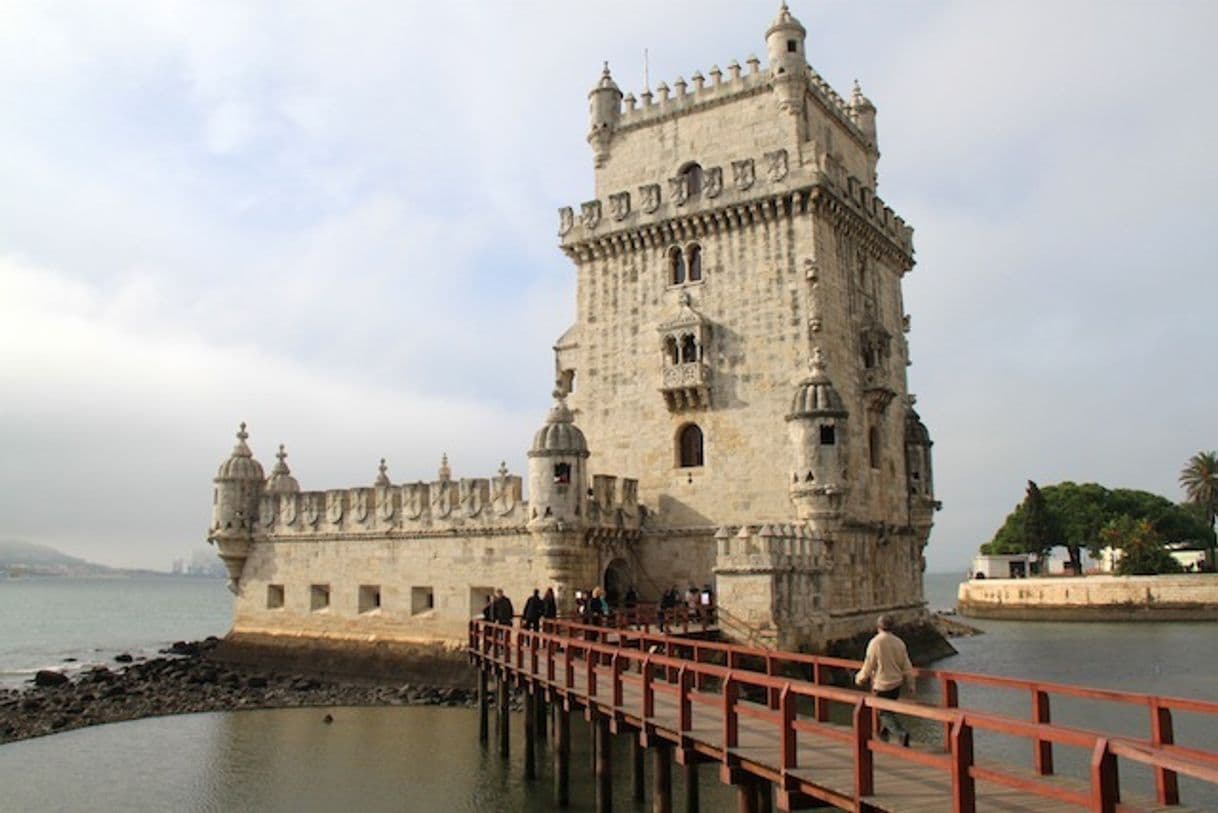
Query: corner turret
850 79 879 182
209 423 265 592
904 402 938 532
588 62 622 168
786 350 849 530
265 444 299 495
528 392 590 528
766 2 808 113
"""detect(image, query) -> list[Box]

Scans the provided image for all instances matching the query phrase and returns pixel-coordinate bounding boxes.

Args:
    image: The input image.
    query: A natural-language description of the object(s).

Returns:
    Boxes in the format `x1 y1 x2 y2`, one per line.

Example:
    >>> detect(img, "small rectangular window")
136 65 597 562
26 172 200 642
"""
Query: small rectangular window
787 40 797 53
310 584 330 611
412 586 434 615
358 585 381 614
819 425 836 445
553 463 571 484
267 584 285 609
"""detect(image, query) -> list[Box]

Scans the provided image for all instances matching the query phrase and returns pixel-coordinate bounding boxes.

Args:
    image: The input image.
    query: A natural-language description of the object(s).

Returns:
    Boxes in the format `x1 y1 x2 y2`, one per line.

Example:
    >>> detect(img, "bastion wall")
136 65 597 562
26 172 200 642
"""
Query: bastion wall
958 575 1218 621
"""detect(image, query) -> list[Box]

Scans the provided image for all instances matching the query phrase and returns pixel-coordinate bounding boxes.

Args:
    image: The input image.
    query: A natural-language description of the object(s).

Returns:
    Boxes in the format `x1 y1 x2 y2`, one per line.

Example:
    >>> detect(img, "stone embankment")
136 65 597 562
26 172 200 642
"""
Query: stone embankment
958 575 1218 621
0 638 484 746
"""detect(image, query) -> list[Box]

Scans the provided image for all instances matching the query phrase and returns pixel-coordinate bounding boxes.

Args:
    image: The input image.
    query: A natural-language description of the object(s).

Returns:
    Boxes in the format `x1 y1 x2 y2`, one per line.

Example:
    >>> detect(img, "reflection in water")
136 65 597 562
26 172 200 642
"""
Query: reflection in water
0 706 738 812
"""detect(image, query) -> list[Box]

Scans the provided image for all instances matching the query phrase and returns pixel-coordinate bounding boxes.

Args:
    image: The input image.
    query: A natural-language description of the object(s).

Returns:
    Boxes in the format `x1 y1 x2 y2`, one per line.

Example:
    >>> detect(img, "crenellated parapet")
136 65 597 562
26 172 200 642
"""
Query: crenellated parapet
558 147 914 266
585 474 643 543
714 523 829 576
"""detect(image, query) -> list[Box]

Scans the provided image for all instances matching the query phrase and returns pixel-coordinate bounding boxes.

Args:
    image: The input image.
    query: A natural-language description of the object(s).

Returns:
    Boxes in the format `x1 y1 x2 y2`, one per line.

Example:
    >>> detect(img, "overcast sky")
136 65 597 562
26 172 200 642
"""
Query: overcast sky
1 1 1215 572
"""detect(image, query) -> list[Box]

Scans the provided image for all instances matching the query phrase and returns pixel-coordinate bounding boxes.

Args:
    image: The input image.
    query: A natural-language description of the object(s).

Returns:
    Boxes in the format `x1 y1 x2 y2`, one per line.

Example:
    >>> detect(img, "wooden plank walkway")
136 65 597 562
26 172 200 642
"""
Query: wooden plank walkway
472 621 1218 813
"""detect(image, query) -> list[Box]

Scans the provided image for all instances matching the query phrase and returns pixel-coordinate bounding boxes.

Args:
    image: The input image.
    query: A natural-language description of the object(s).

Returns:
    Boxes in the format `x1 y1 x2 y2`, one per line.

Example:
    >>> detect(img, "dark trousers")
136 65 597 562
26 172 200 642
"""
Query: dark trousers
875 686 908 739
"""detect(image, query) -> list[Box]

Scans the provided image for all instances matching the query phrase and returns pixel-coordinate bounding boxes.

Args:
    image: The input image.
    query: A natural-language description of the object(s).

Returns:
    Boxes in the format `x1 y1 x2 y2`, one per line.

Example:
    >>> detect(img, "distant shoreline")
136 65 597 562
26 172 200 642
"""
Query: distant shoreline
957 574 1218 622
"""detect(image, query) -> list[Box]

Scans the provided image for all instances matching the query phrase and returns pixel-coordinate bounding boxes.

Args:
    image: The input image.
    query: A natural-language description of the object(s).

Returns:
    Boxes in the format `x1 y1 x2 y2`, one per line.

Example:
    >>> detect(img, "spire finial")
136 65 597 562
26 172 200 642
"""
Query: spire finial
277 444 287 464
603 60 610 76
237 422 248 442
810 347 827 376
438 453 451 482
376 457 391 487
498 460 509 478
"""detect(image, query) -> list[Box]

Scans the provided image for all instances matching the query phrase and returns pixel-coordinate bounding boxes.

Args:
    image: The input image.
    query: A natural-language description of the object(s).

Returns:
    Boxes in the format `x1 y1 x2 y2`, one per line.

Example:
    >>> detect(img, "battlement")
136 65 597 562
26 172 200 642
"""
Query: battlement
611 57 866 147
714 523 830 575
558 147 914 260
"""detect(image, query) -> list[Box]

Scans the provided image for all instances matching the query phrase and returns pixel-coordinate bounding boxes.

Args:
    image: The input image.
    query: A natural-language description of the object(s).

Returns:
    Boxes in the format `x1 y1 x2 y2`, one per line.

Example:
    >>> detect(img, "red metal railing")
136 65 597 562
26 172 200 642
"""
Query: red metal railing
469 619 1218 812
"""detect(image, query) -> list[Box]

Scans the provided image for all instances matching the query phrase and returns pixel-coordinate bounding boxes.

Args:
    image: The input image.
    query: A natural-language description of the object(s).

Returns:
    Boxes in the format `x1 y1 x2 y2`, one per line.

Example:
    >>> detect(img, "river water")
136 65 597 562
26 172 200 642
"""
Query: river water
0 573 1215 811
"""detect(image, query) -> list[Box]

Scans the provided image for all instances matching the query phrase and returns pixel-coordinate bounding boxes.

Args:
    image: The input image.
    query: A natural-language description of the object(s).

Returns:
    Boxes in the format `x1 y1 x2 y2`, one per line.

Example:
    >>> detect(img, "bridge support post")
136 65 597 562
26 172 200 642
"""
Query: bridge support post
632 734 646 802
554 703 570 807
756 780 772 813
477 668 489 744
653 741 673 813
498 675 510 759
524 689 537 780
536 688 548 745
683 759 699 812
595 712 613 813
736 782 758 813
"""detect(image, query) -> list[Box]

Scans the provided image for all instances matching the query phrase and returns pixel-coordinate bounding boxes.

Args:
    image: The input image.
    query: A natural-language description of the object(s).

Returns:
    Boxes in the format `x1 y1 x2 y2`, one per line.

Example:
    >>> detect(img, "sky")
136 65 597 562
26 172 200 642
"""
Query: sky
1 1 1215 573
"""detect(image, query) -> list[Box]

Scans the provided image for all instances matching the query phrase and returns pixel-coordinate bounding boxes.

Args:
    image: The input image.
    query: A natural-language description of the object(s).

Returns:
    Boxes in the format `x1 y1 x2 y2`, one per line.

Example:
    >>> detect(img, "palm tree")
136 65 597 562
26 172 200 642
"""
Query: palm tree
1179 451 1218 567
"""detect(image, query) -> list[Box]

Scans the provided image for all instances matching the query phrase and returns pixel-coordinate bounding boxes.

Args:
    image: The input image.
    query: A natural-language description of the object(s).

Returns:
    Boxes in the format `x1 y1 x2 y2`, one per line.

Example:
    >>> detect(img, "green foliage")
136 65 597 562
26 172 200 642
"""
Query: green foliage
1179 451 1218 567
983 481 1212 567
1100 517 1183 576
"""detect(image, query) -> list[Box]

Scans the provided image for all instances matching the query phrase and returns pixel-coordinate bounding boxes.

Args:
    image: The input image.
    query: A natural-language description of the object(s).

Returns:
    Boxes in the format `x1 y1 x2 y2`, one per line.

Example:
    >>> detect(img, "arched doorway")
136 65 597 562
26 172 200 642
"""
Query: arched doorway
603 558 632 609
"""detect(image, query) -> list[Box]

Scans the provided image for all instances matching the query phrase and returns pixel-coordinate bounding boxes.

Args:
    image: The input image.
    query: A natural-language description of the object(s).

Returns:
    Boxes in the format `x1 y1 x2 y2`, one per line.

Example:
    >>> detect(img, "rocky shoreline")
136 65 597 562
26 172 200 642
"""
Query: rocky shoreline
0 638 483 746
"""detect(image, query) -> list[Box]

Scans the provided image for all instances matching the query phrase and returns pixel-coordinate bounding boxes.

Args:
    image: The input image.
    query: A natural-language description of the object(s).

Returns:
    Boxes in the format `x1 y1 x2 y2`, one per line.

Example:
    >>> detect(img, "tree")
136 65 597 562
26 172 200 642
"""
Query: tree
1021 481 1057 564
1179 451 1218 566
1099 516 1182 576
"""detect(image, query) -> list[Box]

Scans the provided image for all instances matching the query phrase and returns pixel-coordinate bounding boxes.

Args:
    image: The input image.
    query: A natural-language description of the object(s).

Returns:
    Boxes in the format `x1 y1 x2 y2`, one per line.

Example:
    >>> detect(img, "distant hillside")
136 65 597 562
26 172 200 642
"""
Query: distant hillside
0 538 116 576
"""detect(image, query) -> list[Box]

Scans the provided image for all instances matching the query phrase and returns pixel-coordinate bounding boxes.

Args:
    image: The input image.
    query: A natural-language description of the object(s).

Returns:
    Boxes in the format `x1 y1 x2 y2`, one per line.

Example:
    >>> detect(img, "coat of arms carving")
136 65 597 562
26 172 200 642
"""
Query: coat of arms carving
639 184 660 213
301 495 320 527
432 481 454 518
765 149 789 182
460 478 484 518
352 490 368 524
326 491 344 524
732 159 755 191
609 191 631 221
377 488 396 522
704 167 723 198
403 483 427 520
580 200 602 231
558 206 574 236
260 495 276 527
491 463 518 516
668 175 689 206
280 494 297 526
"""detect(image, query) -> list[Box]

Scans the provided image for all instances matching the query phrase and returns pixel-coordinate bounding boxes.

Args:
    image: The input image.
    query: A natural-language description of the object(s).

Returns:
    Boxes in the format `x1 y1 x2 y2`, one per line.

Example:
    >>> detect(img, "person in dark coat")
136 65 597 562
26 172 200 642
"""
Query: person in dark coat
522 589 544 631
542 587 558 620
481 594 494 622
492 588 515 626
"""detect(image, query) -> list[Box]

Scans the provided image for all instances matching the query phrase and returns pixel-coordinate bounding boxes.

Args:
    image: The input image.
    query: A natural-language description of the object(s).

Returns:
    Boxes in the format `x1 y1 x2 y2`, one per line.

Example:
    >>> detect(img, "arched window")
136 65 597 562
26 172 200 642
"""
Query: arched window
687 244 702 281
669 247 686 285
868 426 881 469
664 336 679 365
680 163 703 198
677 424 704 468
680 334 698 363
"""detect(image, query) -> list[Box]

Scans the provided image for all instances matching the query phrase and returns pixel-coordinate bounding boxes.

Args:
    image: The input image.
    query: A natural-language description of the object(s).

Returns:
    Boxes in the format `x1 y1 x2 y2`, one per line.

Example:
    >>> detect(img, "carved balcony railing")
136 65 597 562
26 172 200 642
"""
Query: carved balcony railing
660 361 710 411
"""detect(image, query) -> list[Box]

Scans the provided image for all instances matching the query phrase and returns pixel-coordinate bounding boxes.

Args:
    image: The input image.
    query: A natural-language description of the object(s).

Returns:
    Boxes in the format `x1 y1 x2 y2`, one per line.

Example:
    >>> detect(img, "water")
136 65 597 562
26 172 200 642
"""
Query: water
0 576 231 685
1 573 1216 810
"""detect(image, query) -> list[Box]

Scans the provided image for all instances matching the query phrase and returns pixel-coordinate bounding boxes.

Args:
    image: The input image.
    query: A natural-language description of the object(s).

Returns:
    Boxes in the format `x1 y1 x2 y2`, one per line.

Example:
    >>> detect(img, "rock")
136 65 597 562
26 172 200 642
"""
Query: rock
323 713 334 724
246 676 268 689
114 653 134 664
63 657 77 663
34 670 69 688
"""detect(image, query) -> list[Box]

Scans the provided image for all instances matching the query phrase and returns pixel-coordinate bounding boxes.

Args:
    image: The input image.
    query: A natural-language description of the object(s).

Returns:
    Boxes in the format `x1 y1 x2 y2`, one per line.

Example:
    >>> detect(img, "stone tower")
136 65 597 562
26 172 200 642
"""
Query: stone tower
555 2 937 649
209 423 264 592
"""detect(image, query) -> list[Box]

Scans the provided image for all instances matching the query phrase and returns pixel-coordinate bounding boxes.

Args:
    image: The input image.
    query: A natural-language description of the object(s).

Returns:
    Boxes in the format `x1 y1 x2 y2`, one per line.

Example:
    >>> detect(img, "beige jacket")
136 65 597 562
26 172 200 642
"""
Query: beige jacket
854 630 915 692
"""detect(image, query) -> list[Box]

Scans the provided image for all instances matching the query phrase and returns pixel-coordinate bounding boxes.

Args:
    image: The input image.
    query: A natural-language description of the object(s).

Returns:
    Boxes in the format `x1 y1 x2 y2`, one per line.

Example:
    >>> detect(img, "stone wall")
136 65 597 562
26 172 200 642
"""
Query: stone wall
958 575 1218 621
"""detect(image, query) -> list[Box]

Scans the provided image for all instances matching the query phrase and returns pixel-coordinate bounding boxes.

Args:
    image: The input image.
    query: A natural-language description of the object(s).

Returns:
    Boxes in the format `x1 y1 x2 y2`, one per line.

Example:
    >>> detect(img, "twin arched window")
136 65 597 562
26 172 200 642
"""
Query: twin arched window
669 244 703 286
677 424 704 468
664 334 701 365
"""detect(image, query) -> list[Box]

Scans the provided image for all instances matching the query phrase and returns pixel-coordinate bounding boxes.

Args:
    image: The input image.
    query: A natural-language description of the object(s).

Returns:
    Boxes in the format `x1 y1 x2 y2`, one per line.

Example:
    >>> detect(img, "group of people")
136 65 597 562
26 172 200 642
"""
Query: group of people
481 587 558 631
657 584 715 630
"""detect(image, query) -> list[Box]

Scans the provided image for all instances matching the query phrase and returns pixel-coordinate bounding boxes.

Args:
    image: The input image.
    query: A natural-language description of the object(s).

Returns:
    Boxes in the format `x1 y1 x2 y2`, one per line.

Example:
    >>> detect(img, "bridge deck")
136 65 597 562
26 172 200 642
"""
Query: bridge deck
473 621 1218 812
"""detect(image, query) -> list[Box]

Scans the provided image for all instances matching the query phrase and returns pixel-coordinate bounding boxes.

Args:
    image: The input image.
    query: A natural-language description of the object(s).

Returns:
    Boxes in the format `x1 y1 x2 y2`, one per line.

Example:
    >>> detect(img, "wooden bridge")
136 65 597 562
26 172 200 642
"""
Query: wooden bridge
468 617 1218 812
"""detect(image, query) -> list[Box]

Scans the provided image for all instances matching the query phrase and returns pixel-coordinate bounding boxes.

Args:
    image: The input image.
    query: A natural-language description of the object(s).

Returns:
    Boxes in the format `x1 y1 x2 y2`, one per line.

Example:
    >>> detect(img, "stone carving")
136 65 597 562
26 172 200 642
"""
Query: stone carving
558 206 574 236
352 490 368 524
668 175 689 206
765 149 788 182
301 495 320 527
662 362 707 387
260 495 276 527
704 166 723 198
326 491 344 524
732 159 755 191
460 478 483 518
491 462 517 516
377 488 396 522
280 493 297 526
580 200 602 230
404 483 427 520
609 191 631 221
432 481 454 518
639 184 660 213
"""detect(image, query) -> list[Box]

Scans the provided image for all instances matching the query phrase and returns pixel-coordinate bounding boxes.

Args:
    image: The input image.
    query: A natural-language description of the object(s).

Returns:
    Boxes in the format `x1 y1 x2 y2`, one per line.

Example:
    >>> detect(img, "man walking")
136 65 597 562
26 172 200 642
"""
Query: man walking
492 588 515 627
522 588 544 631
854 614 916 746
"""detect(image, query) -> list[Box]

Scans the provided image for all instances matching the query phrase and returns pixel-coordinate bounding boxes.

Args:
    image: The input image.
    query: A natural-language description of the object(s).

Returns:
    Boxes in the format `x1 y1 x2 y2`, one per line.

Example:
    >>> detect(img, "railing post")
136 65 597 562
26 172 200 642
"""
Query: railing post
642 656 655 719
813 662 829 723
564 641 574 689
766 655 780 710
852 698 874 801
780 686 797 771
1033 688 1054 775
1150 701 1179 805
547 638 556 683
950 717 975 813
695 646 707 691
612 652 624 708
678 666 693 735
1090 738 1118 813
587 647 598 699
941 677 958 751
723 673 739 750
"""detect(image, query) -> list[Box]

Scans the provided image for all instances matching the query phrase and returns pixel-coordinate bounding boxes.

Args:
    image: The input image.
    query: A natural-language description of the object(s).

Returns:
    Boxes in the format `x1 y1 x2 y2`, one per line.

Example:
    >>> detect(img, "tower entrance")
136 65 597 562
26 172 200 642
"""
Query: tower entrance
602 558 631 608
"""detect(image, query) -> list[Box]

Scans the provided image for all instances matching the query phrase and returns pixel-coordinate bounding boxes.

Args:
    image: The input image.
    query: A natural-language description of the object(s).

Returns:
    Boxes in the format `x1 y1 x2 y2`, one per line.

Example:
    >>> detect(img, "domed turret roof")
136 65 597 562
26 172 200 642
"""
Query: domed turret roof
850 79 875 112
216 423 265 481
529 392 589 457
592 62 620 94
905 407 932 447
767 2 806 37
265 444 299 494
788 350 848 420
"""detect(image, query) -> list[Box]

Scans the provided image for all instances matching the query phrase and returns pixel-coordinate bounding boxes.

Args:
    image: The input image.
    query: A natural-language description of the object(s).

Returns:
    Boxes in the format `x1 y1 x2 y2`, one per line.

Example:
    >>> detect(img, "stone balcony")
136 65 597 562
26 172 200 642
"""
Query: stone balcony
861 367 896 413
661 361 710 411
